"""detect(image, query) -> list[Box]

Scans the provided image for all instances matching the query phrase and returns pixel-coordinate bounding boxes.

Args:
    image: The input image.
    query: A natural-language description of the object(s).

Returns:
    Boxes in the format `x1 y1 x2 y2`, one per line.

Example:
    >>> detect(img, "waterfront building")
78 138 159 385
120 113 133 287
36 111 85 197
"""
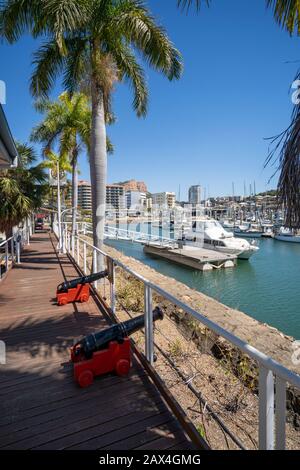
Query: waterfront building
106 184 126 211
188 185 202 205
151 192 176 209
78 180 92 211
0 104 18 168
126 191 146 211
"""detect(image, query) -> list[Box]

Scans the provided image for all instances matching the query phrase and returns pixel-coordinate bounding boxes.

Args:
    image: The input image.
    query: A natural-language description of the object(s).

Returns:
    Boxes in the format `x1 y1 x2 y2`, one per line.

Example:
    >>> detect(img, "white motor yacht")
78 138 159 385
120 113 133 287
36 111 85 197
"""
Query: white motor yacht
180 219 259 260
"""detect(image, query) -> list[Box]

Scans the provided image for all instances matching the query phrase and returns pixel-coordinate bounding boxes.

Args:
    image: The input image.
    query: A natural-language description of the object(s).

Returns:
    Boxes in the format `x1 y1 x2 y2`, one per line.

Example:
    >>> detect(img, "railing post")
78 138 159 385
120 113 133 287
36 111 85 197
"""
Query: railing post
11 238 14 264
259 365 275 450
71 234 75 258
144 285 154 365
76 237 80 265
275 376 286 450
61 225 65 254
107 258 115 315
67 232 70 252
83 242 87 274
93 248 98 289
5 241 8 274
16 239 21 265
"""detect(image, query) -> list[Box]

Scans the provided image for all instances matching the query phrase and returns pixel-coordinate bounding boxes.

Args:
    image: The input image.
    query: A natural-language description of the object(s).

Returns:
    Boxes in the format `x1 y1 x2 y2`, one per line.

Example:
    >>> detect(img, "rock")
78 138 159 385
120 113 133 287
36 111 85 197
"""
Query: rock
293 414 300 429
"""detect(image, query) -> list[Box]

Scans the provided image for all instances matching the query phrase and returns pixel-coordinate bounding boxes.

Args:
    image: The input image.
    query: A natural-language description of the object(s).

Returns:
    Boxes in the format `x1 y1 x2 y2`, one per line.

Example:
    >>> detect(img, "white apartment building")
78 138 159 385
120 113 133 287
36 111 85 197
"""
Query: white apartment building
126 191 146 211
151 192 176 208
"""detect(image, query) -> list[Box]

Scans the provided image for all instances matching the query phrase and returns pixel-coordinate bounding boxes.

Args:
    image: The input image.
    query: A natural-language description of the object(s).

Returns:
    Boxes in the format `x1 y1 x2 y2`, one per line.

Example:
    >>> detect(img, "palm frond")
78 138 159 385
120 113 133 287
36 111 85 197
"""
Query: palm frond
15 142 38 167
111 1 183 80
0 0 42 43
177 0 211 12
266 0 300 35
30 39 65 97
266 70 300 228
113 43 148 117
62 37 88 93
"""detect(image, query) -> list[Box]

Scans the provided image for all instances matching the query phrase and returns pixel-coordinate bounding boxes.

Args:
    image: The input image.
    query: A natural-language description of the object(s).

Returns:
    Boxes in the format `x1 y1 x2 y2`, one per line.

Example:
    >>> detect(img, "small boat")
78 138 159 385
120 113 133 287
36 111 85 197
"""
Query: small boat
221 219 235 229
234 223 263 238
274 227 300 243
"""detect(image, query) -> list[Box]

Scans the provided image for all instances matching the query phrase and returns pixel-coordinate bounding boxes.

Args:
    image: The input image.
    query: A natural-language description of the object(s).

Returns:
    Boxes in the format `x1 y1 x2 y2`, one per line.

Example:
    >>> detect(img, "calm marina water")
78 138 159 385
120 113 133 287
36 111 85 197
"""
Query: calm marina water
105 222 300 339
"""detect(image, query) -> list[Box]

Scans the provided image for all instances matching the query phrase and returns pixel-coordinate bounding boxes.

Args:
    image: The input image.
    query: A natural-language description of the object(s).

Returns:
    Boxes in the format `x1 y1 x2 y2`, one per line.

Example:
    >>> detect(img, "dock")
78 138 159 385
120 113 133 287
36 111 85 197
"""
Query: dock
143 244 236 271
0 232 200 450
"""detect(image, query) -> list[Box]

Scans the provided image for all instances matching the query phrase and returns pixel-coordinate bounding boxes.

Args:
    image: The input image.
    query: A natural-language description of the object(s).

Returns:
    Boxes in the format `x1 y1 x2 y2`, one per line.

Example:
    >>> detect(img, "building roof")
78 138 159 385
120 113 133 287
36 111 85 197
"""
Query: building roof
0 104 18 168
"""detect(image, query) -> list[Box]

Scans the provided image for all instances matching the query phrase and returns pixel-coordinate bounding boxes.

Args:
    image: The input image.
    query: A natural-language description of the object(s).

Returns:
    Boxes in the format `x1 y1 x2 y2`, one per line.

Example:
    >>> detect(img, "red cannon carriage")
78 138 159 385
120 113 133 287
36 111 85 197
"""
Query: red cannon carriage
70 307 164 388
56 270 108 306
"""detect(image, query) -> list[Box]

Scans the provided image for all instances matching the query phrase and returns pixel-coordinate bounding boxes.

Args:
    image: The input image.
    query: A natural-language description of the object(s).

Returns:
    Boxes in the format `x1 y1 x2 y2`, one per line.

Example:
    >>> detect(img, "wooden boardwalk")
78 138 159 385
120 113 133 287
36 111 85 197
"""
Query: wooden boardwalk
0 232 194 450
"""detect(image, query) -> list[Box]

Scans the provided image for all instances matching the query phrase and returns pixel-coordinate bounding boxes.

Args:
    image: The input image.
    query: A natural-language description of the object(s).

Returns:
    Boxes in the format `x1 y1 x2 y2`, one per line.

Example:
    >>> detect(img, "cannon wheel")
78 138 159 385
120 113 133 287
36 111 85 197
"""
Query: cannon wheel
78 369 94 388
58 296 68 306
116 359 130 377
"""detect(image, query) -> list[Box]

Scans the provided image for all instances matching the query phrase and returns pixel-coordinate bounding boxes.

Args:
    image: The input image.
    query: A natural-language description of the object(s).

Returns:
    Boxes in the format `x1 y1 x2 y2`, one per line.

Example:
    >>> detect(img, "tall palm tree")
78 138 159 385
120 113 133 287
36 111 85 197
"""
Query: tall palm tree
41 149 72 242
31 92 92 237
0 143 47 239
1 0 183 269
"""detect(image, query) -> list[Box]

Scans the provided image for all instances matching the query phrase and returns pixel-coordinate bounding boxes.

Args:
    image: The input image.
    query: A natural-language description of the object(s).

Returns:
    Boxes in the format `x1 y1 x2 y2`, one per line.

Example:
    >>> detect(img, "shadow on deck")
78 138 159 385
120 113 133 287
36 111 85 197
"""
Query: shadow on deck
0 232 195 450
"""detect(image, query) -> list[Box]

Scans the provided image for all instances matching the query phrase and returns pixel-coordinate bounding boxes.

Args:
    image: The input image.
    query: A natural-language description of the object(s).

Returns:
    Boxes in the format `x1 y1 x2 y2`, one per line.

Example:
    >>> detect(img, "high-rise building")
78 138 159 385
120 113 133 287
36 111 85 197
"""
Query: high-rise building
188 185 202 205
126 191 146 211
78 180 92 211
106 185 126 211
151 192 176 208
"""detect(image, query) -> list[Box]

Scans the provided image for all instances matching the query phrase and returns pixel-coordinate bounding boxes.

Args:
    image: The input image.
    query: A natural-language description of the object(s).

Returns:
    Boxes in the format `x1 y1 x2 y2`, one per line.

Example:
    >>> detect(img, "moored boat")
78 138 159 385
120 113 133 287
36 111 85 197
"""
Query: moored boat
274 227 300 243
179 219 259 260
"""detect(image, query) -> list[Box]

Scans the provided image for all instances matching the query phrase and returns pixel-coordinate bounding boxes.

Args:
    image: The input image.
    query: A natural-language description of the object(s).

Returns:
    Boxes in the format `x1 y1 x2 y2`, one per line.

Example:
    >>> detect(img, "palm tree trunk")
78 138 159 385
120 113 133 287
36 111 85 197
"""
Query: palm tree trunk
71 150 78 237
90 79 107 271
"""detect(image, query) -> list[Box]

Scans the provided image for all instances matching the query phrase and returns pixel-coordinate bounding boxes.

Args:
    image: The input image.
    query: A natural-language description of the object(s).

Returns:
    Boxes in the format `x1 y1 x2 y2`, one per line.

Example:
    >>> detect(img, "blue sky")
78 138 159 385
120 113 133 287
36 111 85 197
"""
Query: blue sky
1 0 300 199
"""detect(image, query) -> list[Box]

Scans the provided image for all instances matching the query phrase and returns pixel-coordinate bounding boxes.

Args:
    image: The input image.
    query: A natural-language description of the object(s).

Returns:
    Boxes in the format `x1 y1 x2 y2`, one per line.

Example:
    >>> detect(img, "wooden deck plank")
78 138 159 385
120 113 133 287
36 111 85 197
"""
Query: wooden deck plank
0 232 193 450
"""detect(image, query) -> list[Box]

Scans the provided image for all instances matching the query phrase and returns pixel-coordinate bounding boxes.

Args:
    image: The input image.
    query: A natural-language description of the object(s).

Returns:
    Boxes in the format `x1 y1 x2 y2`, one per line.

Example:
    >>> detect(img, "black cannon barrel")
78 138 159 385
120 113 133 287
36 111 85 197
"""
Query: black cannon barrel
74 307 164 359
57 270 108 292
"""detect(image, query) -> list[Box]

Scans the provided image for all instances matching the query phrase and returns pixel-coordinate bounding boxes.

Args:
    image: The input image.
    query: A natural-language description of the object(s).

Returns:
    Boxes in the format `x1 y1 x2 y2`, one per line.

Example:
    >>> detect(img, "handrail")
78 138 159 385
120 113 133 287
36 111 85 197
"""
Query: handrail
103 224 177 247
0 236 13 248
62 225 300 450
72 233 300 388
0 222 31 281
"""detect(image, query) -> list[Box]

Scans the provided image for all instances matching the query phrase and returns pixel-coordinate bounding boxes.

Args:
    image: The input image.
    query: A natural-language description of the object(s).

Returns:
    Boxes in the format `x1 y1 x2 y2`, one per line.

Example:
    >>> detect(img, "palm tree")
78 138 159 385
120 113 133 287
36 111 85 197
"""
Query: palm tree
41 149 72 245
1 0 183 269
0 143 47 239
31 92 91 238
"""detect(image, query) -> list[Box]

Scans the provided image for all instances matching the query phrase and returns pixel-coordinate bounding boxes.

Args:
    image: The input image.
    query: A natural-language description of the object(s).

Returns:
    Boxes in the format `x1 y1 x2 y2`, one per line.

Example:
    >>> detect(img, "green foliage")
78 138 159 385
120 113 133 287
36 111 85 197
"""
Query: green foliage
1 0 183 115
31 92 91 159
169 338 184 358
196 424 206 439
116 274 144 313
0 142 48 235
266 0 300 35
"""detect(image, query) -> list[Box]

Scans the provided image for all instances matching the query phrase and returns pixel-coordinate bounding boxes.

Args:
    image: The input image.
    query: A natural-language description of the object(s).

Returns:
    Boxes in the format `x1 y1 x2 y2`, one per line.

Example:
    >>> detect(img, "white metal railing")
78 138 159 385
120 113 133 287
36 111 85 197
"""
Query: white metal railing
60 225 300 451
101 224 177 247
0 222 31 281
